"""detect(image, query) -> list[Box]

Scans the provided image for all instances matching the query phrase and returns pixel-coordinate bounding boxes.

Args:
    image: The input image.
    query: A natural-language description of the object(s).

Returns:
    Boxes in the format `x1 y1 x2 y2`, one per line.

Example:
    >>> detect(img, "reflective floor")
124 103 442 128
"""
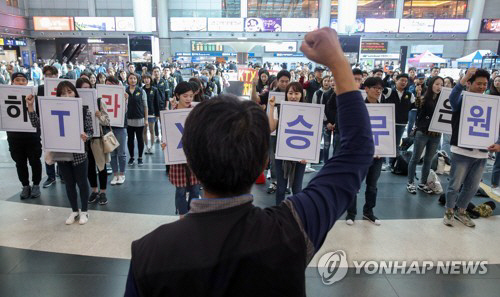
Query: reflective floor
1 131 499 297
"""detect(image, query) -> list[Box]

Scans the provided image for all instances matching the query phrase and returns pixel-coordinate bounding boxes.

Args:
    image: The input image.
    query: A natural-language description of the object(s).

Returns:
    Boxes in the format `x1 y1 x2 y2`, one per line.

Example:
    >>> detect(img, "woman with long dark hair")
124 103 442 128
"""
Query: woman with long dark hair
268 82 308 205
27 81 94 224
126 73 148 166
407 76 444 195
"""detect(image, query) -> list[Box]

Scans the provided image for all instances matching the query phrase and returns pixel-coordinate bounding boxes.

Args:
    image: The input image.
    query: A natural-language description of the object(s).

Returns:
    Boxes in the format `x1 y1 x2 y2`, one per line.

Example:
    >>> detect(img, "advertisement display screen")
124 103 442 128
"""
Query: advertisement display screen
115 17 157 32
433 19 469 33
34 17 74 31
170 17 207 31
330 18 365 33
481 19 500 33
399 19 434 33
74 17 115 31
131 51 152 63
244 18 282 32
207 18 244 32
365 18 399 33
264 42 297 53
282 18 318 32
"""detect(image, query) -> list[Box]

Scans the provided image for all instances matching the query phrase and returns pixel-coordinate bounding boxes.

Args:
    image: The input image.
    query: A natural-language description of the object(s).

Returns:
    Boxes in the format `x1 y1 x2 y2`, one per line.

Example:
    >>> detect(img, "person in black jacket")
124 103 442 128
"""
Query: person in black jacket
7 73 43 199
152 67 167 142
141 74 160 155
126 73 148 166
406 76 444 195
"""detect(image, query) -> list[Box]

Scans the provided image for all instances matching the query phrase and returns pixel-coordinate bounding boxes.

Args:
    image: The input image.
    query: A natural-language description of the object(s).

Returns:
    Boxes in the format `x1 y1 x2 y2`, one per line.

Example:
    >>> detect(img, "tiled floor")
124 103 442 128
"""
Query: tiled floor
1 131 499 296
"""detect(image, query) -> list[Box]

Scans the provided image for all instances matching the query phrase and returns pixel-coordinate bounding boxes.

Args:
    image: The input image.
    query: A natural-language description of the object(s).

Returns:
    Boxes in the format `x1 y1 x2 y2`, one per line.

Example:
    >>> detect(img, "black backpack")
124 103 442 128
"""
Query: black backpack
391 151 411 175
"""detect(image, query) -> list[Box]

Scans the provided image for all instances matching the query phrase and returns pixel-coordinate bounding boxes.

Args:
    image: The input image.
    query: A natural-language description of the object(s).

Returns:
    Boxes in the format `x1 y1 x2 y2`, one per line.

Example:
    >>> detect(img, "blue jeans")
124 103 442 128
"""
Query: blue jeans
347 158 384 216
175 185 201 215
407 131 441 184
275 159 306 205
110 127 127 174
407 109 417 136
323 124 333 163
492 152 500 187
446 153 487 210
441 133 452 157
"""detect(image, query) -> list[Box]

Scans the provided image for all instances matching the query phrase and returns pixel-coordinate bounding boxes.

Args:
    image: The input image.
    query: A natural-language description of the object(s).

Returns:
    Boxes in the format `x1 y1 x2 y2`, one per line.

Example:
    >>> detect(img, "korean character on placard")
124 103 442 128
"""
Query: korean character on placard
370 116 390 146
284 115 314 149
467 105 491 137
5 94 30 123
103 93 121 118
438 98 453 124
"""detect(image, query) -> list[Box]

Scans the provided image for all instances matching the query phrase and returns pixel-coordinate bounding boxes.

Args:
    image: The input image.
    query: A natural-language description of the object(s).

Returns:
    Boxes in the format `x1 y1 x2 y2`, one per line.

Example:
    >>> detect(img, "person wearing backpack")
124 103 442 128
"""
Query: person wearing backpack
406 76 444 195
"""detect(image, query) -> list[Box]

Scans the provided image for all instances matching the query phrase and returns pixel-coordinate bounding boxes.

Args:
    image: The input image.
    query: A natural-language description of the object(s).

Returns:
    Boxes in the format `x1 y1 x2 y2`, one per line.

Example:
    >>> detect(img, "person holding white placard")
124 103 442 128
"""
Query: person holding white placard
162 82 201 218
126 73 148 166
27 81 94 225
6 72 42 199
444 68 493 228
346 77 385 226
106 76 128 185
269 82 308 205
406 76 444 195
76 78 110 206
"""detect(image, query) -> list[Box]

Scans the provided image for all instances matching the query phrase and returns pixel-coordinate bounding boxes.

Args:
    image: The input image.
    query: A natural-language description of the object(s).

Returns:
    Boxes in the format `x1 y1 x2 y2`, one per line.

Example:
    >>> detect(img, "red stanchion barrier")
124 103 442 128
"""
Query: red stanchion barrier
255 172 266 184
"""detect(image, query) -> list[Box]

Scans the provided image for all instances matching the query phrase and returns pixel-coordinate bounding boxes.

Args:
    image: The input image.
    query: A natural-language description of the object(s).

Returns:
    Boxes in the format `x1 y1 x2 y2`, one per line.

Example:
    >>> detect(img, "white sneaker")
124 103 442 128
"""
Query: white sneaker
79 212 89 225
110 176 119 185
305 164 316 173
492 186 500 197
346 219 354 226
117 175 126 185
65 211 80 225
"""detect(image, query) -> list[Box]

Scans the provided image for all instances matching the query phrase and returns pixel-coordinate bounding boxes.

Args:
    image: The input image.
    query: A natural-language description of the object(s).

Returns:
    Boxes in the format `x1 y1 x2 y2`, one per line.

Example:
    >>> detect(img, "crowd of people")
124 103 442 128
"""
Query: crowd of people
2 41 499 228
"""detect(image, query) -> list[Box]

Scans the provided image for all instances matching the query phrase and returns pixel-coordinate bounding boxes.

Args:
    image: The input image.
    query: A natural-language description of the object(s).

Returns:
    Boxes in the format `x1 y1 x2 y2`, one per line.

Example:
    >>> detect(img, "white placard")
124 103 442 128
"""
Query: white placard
38 96 85 154
458 92 500 150
170 17 207 32
0 85 37 132
365 18 399 33
269 91 286 105
160 109 192 165
207 18 244 32
275 102 324 163
433 19 469 33
399 19 434 33
96 84 125 128
428 87 453 134
281 18 318 32
367 104 396 158
78 88 100 137
44 78 77 97
223 72 238 81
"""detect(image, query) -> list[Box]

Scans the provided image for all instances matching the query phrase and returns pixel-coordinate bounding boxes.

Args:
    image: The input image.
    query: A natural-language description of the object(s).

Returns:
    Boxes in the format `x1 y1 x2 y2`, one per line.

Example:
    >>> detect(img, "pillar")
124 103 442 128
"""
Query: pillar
319 0 331 28
157 0 171 60
133 0 152 33
464 0 486 55
241 0 248 18
395 0 404 19
88 0 96 17
337 0 358 34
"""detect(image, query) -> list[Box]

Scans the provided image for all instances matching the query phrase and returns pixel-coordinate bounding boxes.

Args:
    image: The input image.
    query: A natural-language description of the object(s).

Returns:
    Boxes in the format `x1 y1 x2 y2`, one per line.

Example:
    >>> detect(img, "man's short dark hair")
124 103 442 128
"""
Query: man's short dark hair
105 76 120 85
183 96 269 197
152 66 161 71
42 65 58 76
431 67 440 71
396 73 409 80
352 68 363 76
409 67 417 72
363 77 384 89
468 69 490 83
276 70 291 81
372 68 383 75
362 70 368 76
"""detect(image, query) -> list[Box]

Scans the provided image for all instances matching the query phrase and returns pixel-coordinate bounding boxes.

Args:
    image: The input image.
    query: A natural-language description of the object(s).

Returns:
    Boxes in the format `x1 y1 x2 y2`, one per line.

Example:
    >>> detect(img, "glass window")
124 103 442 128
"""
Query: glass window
331 0 396 18
248 0 319 18
403 0 468 19
168 0 240 18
